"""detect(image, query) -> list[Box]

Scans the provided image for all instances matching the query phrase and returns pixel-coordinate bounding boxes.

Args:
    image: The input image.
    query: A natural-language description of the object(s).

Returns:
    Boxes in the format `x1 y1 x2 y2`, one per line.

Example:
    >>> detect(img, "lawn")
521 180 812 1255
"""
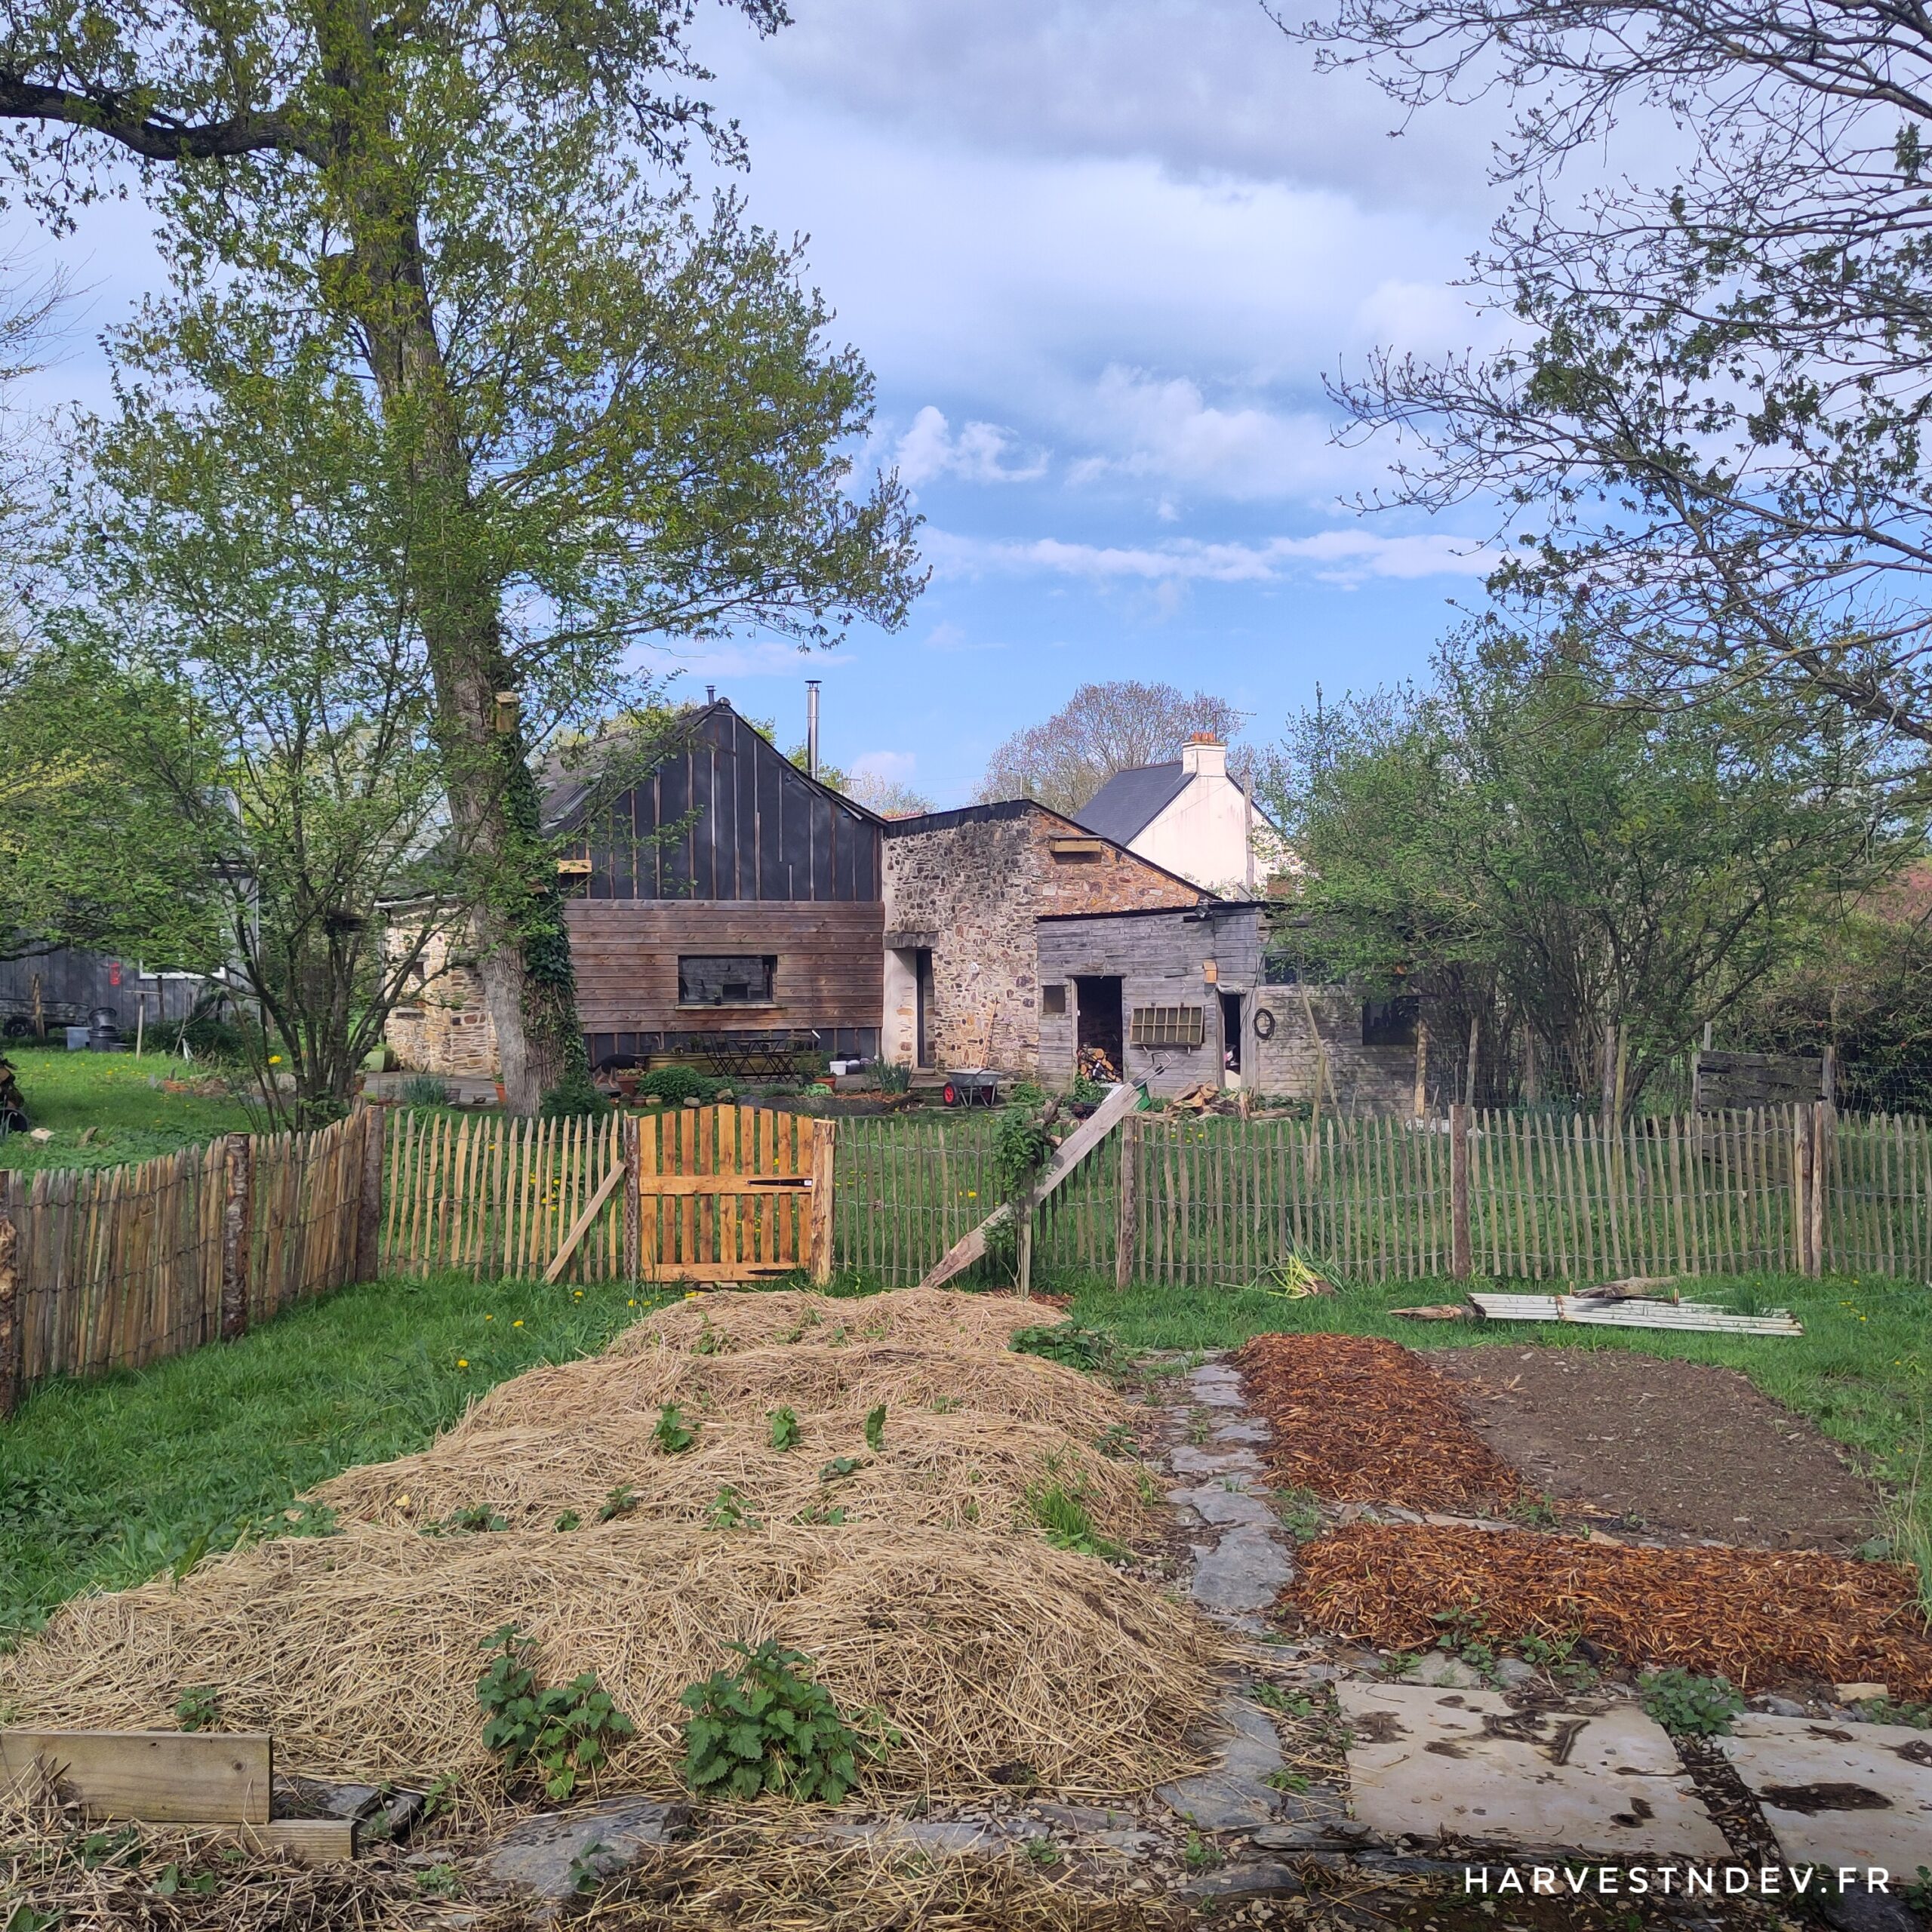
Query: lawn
1069 1268 1932 1560
0 1269 674 1643
0 1045 251 1173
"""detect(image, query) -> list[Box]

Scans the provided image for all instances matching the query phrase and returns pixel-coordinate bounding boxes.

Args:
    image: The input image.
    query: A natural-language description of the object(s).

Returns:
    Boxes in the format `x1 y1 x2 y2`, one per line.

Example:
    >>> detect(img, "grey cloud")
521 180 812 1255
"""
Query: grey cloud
738 0 1508 212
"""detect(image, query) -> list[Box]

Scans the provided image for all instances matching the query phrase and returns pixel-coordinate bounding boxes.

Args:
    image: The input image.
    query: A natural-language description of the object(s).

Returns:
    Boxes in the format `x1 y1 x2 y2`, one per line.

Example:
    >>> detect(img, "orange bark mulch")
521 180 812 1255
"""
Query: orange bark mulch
1234 1333 1521 1511
1291 1522 1932 1696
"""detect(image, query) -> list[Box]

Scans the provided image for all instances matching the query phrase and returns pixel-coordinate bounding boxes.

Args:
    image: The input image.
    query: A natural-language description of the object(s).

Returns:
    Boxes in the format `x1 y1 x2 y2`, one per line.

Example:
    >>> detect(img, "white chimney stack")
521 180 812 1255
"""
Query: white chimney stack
1180 732 1226 778
805 679 821 780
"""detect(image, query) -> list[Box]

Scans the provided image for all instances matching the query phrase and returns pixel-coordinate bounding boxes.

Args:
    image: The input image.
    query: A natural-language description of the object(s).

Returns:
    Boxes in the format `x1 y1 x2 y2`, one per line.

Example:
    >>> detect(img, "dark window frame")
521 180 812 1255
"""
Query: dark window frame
677 953 779 1008
1361 995 1420 1048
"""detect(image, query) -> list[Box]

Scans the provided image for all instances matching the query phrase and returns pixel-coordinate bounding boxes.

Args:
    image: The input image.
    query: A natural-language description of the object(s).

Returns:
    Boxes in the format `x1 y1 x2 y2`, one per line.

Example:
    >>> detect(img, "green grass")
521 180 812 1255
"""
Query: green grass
0 1269 675 1642
0 1046 251 1172
1067 1268 1931 1552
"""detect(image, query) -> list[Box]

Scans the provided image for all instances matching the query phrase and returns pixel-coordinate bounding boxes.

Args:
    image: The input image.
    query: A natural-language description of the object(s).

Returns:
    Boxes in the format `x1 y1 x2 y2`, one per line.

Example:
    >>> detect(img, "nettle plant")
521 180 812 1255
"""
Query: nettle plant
476 1626 637 1800
678 1639 897 1804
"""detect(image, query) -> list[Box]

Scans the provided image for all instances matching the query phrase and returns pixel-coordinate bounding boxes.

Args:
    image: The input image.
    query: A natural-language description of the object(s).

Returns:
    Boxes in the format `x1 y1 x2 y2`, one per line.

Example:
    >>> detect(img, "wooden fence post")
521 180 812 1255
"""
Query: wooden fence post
1791 1104 1813 1278
621 1112 641 1283
808 1118 836 1287
0 1174 20 1420
1450 1102 1472 1281
354 1106 385 1282
1115 1113 1139 1290
1810 1099 1831 1278
220 1133 253 1341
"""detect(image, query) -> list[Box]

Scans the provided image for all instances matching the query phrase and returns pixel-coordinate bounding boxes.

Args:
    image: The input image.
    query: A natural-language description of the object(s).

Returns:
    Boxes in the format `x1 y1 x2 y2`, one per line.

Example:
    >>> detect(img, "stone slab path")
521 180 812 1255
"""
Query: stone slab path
1720 1715 1932 1874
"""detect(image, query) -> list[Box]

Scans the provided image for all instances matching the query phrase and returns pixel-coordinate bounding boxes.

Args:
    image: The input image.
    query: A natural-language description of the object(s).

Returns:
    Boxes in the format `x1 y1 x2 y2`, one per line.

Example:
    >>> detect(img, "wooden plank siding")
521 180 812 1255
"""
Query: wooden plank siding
568 901 884 1038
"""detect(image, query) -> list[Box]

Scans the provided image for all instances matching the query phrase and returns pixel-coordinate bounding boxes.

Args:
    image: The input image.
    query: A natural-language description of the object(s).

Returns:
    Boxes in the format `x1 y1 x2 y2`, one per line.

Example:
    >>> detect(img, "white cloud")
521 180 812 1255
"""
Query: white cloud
894 405 1048 485
928 527 1505 588
1066 365 1354 501
851 749 920 785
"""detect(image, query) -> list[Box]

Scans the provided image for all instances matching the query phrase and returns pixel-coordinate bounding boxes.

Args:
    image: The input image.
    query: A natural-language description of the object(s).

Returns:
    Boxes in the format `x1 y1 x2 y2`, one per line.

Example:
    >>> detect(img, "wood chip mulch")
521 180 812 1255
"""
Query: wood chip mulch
1234 1333 1521 1510
1291 1522 1932 1695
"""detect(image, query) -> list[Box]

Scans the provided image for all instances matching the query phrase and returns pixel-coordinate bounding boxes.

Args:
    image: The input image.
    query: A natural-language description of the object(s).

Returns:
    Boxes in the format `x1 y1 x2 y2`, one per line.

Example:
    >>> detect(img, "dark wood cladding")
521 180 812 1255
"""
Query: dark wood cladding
568 902 885 1034
559 704 882 903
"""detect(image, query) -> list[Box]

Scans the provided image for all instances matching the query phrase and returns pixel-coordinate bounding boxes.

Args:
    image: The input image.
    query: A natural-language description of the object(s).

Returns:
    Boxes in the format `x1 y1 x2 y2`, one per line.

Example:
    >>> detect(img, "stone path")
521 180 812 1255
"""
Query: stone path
1140 1349 1932 1926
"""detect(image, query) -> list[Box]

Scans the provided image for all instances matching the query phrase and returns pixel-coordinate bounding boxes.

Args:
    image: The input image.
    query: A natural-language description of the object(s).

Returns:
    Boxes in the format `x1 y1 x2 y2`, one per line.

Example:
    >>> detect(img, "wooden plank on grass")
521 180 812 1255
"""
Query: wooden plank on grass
0 1730 272 1823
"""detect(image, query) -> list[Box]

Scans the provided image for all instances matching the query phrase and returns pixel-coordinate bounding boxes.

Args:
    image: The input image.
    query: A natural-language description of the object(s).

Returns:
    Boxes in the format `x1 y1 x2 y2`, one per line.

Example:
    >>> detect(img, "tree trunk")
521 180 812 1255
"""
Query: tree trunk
314 7 589 1115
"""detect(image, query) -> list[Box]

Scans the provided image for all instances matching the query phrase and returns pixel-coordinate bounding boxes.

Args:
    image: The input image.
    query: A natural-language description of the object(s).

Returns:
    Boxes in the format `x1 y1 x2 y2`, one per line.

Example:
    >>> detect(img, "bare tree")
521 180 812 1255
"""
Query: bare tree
1281 0 1932 762
977 681 1246 817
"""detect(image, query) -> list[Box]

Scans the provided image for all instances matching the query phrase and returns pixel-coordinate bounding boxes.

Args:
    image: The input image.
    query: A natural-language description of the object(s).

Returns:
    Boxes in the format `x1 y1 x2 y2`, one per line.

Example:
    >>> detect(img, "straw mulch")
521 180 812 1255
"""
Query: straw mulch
611 1286 1042 1361
0 1770 521 1932
580 1826 1169 1930
457 1341 1126 1443
0 1523 1223 1798
1235 1333 1521 1509
310 1407 1152 1546
1291 1522 1932 1694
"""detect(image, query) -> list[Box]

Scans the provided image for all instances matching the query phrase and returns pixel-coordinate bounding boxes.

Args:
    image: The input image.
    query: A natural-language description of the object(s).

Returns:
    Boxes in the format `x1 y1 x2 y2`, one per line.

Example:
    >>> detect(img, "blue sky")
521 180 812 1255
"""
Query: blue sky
25 0 1525 807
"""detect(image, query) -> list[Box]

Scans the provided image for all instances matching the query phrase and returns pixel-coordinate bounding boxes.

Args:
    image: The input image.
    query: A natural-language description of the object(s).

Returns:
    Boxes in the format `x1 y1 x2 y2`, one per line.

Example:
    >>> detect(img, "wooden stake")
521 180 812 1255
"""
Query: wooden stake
808 1118 836 1286
1413 1015 1429 1117
0 1175 20 1419
620 1113 641 1281
1450 1102 1471 1281
354 1106 384 1282
1115 1114 1139 1290
220 1134 252 1341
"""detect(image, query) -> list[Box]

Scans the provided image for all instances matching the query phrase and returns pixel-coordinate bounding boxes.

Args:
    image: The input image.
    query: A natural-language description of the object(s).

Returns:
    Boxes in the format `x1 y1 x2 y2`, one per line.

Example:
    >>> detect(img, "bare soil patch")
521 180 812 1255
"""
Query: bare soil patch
1291 1521 1932 1697
1434 1347 1882 1552
1235 1334 1521 1511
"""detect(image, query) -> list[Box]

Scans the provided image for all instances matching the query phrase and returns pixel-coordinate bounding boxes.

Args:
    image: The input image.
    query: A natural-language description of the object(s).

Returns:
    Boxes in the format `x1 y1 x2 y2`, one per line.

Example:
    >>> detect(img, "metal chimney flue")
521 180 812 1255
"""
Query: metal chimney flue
804 679 821 781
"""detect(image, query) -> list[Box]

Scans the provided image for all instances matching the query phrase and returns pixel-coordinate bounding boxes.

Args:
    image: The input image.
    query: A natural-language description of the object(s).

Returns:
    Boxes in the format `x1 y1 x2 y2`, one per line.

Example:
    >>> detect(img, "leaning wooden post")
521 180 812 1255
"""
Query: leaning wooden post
1114 1112 1140 1290
220 1133 253 1341
620 1112 641 1283
808 1118 836 1287
1449 1102 1472 1281
0 1174 21 1420
354 1104 385 1282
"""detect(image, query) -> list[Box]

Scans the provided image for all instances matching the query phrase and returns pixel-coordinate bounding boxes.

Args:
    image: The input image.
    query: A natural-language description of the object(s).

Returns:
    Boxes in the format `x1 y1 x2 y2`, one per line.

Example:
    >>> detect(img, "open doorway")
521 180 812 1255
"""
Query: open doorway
914 948 934 1068
1073 974 1124 1081
1220 990 1244 1086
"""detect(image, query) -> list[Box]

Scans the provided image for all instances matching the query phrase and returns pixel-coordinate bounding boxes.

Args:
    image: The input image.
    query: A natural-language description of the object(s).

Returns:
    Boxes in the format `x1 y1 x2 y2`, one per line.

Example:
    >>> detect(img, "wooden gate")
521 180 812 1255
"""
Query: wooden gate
635 1106 835 1284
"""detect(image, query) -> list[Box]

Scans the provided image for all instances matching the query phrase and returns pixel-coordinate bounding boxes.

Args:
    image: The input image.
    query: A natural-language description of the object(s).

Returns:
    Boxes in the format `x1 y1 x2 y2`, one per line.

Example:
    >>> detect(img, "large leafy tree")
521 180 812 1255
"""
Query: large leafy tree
1263 631 1912 1112
0 0 922 1112
1286 0 1932 762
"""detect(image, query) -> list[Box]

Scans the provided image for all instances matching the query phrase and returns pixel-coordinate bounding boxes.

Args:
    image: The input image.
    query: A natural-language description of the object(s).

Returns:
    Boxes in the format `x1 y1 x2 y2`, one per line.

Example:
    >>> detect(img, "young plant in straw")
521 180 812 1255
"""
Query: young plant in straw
654 1406 696 1454
476 1626 636 1800
678 1639 897 1804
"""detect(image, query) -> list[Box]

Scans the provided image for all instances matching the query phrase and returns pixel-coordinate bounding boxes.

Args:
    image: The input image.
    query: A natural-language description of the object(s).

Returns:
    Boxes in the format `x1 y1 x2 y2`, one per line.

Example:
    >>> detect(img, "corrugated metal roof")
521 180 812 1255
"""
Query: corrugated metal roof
1070 761 1190 844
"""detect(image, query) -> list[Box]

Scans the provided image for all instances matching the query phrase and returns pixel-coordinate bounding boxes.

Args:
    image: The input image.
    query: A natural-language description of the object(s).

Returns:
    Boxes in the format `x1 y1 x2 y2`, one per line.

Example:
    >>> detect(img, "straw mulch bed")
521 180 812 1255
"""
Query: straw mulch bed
1235 1333 1521 1509
580 1825 1168 1930
0 1522 1223 1798
459 1341 1125 1443
1291 1522 1932 1694
611 1286 1042 1361
310 1407 1152 1546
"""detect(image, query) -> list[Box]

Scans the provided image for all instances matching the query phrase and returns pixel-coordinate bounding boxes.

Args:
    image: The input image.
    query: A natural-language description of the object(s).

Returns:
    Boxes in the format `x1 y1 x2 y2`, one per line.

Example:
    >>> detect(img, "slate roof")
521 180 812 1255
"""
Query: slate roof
1070 761 1191 845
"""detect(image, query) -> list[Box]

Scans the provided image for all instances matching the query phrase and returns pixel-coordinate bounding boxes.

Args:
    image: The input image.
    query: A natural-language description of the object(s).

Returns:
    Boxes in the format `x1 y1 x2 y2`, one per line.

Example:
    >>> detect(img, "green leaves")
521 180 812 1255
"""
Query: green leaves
677 1638 896 1805
652 1405 695 1454
475 1625 637 1801
863 1404 887 1452
766 1406 800 1451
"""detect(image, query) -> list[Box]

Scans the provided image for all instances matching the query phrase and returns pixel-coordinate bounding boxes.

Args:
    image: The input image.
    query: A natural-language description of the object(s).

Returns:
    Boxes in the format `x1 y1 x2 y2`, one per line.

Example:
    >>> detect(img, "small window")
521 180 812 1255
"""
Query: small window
1362 996 1419 1048
1263 954 1299 986
678 954 777 1006
1041 983 1068 1016
1129 1004 1206 1048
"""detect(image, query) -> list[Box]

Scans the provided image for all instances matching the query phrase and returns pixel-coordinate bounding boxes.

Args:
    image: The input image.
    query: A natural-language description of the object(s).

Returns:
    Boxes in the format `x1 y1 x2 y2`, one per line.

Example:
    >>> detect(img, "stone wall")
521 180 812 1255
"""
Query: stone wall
1037 903 1417 1107
383 917 500 1078
884 802 1202 1074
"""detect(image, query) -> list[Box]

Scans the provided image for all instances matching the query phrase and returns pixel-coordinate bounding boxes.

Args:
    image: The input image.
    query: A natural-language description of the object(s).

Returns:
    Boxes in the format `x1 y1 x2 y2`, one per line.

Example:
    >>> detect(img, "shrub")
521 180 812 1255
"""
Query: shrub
1011 1321 1120 1373
476 1626 636 1799
869 1058 912 1095
401 1073 450 1107
635 1064 724 1106
678 1639 896 1804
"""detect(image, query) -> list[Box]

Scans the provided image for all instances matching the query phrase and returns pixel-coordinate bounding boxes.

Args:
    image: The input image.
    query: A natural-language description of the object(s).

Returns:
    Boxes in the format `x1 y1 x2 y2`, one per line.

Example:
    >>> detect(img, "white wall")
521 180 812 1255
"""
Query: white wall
1131 771 1284 894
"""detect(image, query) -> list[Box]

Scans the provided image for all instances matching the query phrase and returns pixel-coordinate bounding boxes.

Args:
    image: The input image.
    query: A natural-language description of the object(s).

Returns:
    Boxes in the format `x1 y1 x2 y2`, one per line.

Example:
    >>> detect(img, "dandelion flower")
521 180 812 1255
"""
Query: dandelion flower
485 1315 494 1321
512 1318 524 1327
455 1360 467 1369
268 1054 282 1066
